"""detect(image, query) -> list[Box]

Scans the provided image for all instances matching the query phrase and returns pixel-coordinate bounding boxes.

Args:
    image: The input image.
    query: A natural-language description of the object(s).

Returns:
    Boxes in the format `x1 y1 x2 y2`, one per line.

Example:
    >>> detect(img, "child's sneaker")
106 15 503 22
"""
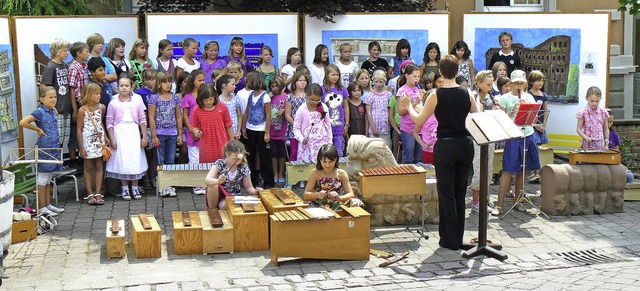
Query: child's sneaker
132 189 142 200
122 190 132 201
167 187 177 197
193 187 206 195
47 204 65 213
471 201 480 213
277 177 286 183
39 207 59 217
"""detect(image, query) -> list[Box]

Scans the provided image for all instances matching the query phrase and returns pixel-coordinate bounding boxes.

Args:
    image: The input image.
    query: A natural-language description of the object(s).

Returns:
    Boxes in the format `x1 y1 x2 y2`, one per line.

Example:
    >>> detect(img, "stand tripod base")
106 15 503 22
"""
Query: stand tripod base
462 245 508 261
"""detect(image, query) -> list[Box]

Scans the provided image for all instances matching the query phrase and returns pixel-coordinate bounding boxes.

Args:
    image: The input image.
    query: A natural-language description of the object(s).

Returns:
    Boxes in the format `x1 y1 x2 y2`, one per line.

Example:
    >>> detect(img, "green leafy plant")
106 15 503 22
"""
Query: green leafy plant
1 0 91 16
618 0 640 15
620 135 640 171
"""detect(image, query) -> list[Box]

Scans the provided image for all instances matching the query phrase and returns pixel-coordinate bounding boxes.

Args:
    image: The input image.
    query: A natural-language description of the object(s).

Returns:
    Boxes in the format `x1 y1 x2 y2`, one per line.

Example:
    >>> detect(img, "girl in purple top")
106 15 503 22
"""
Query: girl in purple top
149 72 183 168
321 64 349 156
200 40 227 84
225 37 253 92
269 77 288 184
397 64 428 164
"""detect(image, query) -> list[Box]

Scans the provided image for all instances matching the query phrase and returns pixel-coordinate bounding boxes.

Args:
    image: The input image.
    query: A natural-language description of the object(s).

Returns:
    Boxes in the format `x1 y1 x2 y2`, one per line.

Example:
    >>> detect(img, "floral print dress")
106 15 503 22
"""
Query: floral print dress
297 111 332 163
82 106 105 159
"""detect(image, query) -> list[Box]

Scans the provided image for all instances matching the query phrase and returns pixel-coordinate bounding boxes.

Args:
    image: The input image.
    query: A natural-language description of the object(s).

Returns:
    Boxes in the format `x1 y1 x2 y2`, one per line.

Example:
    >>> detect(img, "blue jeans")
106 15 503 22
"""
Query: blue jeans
401 130 422 164
156 134 178 166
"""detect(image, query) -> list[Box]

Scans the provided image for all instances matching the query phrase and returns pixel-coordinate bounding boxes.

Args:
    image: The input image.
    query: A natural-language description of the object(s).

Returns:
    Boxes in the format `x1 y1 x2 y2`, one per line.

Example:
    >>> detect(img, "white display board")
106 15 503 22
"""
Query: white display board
13 16 139 150
0 16 17 164
145 13 300 69
304 13 450 68
464 13 610 142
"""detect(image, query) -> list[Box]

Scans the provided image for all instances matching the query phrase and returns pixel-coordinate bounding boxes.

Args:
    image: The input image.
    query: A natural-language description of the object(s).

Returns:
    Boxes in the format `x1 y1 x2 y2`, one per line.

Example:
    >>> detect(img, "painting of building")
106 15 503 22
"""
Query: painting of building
485 35 572 99
0 48 17 141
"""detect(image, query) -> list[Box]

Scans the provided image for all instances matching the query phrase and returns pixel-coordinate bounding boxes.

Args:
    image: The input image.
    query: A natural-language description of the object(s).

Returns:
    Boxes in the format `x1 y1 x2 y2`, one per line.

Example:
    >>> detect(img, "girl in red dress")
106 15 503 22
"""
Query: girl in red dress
190 83 234 163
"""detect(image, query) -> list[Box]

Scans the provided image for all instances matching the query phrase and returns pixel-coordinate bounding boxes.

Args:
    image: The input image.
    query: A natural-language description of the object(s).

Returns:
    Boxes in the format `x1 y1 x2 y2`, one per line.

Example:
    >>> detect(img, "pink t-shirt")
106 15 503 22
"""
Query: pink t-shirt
182 93 200 147
397 85 421 133
420 115 438 153
270 93 288 140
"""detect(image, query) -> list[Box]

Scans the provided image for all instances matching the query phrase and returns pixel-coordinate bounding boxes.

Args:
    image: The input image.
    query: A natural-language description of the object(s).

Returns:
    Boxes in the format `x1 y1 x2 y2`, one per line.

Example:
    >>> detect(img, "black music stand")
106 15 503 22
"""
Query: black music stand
464 110 523 261
500 103 550 220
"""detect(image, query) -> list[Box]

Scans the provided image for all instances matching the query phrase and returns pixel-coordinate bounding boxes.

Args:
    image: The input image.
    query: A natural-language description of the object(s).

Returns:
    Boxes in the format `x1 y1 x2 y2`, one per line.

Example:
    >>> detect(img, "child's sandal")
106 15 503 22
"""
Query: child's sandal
95 194 105 205
86 194 97 205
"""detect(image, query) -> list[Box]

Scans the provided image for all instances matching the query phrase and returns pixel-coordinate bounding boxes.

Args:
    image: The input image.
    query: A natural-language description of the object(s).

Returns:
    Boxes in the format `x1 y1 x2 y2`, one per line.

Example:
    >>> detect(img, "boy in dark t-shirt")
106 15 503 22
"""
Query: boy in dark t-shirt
488 32 522 76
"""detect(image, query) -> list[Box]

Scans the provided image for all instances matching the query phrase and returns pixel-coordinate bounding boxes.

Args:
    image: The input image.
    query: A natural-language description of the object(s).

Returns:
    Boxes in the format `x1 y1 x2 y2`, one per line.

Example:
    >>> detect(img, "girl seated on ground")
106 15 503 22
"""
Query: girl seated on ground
303 144 363 210
204 140 263 210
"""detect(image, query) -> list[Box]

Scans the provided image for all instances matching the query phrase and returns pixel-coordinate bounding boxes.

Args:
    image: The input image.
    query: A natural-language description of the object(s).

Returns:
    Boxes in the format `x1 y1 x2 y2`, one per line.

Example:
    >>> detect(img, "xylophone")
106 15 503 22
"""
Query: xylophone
569 149 621 165
259 188 308 214
286 157 347 185
156 163 214 190
269 206 370 266
358 165 428 199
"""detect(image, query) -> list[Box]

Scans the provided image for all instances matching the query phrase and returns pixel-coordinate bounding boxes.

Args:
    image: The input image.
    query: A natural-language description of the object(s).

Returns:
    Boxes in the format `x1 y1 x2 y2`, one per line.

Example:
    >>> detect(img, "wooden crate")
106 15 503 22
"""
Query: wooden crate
11 219 36 244
270 207 371 266
226 197 269 252
259 188 308 214
130 214 162 259
199 210 234 254
172 211 203 255
106 219 125 259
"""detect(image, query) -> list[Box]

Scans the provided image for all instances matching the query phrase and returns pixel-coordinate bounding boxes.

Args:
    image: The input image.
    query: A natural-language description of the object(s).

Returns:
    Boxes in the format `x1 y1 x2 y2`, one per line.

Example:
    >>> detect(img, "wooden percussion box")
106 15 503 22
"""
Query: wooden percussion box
172 211 203 255
199 210 234 254
270 206 371 266
225 197 269 252
130 214 162 259
569 149 621 165
106 219 125 259
259 188 308 214
358 165 428 198
156 163 214 190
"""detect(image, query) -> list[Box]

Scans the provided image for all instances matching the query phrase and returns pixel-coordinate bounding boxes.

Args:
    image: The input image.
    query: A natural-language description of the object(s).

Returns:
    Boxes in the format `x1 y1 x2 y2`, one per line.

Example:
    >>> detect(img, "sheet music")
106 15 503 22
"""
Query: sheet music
487 110 524 138
466 111 524 145
305 208 335 218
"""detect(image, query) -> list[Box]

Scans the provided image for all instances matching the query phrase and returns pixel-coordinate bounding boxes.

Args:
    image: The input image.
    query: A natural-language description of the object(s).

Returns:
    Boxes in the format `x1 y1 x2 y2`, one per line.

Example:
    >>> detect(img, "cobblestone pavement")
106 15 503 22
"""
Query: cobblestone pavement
3 177 640 290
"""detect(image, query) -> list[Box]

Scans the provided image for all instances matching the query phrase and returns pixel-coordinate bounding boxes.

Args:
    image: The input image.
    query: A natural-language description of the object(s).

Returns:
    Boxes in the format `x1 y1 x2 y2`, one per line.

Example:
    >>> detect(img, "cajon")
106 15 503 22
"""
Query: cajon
259 188 308 214
199 210 234 254
106 219 125 259
130 214 162 259
172 211 203 255
226 197 269 252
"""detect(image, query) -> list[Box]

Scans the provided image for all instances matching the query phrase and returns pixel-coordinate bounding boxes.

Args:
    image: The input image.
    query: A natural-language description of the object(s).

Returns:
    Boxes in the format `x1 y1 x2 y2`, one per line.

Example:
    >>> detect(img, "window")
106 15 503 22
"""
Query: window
481 0 545 12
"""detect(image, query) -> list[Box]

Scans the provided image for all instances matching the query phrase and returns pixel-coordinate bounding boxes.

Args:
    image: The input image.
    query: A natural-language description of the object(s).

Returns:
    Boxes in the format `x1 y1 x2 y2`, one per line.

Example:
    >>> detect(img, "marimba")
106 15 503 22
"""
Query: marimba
286 157 347 185
269 206 370 266
259 188 308 214
358 165 428 198
156 163 214 190
569 149 621 165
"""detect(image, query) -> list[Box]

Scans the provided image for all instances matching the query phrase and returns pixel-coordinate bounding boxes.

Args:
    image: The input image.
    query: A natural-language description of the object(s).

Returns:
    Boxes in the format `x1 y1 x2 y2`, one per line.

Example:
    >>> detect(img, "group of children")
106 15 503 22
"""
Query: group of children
21 31 619 217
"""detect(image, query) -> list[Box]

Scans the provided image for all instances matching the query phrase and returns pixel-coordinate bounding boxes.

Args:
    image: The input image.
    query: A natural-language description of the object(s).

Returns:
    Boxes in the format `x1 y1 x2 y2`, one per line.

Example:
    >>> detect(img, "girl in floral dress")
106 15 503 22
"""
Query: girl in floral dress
293 84 332 163
303 144 363 209
78 83 107 205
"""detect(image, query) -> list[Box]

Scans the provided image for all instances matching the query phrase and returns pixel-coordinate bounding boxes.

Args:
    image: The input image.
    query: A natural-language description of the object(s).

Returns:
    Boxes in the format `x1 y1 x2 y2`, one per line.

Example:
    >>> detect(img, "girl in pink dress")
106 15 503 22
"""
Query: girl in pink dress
576 86 609 149
293 84 332 163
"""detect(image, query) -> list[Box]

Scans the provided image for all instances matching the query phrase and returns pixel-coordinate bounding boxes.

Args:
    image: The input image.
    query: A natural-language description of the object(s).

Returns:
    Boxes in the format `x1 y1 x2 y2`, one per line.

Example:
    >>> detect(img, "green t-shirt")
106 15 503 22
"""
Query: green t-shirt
499 92 536 137
388 96 401 126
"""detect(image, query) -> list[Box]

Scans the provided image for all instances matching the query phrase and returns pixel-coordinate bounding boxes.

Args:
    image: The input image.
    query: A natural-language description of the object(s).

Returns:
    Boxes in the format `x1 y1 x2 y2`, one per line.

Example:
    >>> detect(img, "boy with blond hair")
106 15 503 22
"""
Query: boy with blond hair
40 38 74 165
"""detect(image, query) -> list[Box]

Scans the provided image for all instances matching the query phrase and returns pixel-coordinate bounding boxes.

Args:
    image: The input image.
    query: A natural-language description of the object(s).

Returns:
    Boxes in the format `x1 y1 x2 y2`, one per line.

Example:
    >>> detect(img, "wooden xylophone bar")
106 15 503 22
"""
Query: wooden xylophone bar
360 165 419 177
271 188 297 205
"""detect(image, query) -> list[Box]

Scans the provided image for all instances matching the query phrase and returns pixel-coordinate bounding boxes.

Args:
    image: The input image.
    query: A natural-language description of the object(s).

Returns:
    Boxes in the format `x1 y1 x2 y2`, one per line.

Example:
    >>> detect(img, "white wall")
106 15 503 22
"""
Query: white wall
14 16 139 151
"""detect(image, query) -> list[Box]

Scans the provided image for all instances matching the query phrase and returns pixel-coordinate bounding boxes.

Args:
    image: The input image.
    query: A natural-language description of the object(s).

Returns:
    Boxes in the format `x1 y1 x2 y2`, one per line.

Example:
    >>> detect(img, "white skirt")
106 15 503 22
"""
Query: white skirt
106 120 148 180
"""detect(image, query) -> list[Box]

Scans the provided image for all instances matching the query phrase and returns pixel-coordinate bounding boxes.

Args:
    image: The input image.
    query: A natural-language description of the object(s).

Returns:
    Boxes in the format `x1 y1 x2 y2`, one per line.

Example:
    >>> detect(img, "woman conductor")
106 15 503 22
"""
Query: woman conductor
400 54 478 250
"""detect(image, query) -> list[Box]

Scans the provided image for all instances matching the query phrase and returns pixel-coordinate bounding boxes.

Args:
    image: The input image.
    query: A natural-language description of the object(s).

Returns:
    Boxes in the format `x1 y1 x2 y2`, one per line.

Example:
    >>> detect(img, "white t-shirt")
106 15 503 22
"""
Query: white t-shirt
308 63 325 85
245 91 272 131
281 64 297 90
176 57 200 73
336 61 359 89
236 88 253 115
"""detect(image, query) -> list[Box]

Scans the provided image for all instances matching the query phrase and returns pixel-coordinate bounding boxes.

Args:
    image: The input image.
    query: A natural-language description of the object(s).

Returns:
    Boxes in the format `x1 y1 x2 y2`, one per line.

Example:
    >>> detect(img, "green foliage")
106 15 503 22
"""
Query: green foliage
620 135 640 170
137 0 436 22
566 64 579 99
1 0 91 16
618 0 640 15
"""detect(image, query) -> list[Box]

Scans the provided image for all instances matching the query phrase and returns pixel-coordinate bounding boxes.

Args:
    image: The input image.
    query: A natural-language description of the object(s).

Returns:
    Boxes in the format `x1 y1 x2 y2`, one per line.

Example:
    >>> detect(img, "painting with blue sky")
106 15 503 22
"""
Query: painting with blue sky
321 30 429 66
474 28 581 103
167 34 279 68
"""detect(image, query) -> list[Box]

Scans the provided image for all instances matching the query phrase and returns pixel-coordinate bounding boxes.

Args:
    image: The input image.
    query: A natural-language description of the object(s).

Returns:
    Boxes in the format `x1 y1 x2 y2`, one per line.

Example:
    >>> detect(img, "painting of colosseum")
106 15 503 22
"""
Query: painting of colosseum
474 28 581 104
